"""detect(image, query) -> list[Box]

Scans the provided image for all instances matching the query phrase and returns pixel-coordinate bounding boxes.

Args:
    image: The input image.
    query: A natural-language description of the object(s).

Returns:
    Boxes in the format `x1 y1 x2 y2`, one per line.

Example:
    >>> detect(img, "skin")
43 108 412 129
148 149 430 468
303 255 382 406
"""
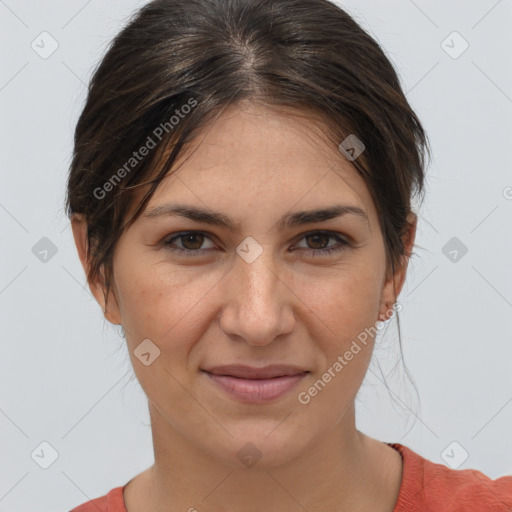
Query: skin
72 101 416 512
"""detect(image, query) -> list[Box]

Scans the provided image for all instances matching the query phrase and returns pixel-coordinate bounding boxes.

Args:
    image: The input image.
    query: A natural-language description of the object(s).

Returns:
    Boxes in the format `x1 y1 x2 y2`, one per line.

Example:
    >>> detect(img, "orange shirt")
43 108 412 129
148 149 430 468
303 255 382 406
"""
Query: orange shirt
69 442 512 511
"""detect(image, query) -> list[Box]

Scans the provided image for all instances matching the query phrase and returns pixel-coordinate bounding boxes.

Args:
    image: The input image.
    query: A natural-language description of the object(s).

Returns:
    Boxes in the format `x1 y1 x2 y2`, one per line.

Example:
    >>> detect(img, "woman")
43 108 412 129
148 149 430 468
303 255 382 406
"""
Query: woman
67 0 512 510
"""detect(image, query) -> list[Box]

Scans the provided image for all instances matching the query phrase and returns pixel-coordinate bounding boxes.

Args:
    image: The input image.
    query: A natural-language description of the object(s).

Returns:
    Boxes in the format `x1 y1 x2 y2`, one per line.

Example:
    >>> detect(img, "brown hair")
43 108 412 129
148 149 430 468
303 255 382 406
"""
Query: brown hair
65 0 430 353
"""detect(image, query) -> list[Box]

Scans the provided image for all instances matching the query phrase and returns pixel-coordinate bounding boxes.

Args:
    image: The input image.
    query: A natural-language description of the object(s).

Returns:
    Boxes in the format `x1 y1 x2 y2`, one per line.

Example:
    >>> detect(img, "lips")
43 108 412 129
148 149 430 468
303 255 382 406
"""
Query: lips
201 364 309 379
201 364 310 403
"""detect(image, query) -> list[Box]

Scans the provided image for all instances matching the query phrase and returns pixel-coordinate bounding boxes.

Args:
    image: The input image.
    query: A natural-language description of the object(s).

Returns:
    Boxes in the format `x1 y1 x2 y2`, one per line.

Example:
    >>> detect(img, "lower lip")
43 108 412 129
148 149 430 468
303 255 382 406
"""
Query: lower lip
203 371 308 404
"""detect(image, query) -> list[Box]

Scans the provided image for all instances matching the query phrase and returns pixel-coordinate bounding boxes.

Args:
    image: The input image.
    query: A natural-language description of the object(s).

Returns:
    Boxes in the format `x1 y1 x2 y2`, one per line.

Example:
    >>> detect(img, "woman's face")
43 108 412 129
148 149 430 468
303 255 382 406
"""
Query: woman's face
75 102 414 468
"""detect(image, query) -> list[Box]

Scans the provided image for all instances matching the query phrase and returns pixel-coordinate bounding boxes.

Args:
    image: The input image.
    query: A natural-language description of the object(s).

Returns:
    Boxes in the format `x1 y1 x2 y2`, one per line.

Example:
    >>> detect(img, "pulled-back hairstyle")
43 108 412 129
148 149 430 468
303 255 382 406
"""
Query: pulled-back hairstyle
65 0 430 339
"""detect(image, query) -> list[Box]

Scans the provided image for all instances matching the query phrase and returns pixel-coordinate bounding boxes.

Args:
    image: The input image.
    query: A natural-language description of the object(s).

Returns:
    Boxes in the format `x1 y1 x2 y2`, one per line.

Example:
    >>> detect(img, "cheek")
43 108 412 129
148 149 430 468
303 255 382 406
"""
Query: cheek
305 261 383 335
116 268 218 394
302 267 382 403
115 263 222 344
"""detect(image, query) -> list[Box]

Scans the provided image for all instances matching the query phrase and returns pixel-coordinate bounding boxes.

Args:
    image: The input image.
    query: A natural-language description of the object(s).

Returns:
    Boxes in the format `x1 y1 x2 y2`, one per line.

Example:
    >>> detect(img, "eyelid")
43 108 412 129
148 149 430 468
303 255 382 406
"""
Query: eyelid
292 229 349 244
163 230 219 251
162 229 351 256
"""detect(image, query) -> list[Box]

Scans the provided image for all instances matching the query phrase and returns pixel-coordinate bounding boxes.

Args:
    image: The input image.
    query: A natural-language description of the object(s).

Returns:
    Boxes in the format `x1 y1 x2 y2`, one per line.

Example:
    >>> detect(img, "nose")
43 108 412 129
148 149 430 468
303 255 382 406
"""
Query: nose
218 247 296 347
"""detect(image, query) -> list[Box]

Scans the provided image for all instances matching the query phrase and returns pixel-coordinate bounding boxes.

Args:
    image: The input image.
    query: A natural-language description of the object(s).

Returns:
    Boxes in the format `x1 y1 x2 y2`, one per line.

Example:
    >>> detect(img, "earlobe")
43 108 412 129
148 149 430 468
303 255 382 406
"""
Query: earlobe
96 266 123 325
403 212 417 260
378 301 395 322
71 214 89 270
378 212 418 320
70 213 103 305
391 212 417 292
70 214 122 325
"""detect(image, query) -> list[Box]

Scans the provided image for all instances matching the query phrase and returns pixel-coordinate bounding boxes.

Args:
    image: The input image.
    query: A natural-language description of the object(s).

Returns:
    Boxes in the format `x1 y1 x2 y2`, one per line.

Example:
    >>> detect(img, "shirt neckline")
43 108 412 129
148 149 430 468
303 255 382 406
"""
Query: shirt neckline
113 442 411 512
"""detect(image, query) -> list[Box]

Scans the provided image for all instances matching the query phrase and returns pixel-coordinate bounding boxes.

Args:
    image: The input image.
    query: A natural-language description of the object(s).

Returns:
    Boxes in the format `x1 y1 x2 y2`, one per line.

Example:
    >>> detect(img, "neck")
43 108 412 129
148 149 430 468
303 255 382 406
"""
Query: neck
125 402 401 512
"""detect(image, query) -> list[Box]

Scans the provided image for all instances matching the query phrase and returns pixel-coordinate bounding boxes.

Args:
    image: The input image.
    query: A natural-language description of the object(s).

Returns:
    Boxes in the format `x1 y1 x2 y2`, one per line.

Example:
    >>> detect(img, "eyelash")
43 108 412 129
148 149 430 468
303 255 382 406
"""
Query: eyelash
162 230 350 258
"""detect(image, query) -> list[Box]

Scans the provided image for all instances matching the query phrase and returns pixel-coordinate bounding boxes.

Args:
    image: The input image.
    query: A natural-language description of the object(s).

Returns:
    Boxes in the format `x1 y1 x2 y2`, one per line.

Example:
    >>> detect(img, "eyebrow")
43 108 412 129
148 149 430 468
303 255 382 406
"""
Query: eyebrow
143 202 368 231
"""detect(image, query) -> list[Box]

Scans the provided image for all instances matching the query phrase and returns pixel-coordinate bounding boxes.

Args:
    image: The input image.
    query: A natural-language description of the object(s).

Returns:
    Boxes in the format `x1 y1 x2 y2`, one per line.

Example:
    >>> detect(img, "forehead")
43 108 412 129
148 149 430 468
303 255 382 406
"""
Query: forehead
140 102 378 230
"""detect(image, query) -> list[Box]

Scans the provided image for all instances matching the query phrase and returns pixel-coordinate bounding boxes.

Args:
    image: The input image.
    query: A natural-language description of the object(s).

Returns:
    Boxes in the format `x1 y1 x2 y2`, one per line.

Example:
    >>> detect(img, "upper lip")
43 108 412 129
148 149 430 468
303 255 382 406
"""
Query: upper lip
202 364 309 379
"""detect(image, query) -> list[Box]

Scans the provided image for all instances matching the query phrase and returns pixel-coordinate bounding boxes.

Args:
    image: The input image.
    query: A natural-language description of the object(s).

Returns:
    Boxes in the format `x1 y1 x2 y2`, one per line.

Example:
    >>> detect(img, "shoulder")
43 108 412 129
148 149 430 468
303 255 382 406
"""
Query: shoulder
69 486 126 512
388 442 512 512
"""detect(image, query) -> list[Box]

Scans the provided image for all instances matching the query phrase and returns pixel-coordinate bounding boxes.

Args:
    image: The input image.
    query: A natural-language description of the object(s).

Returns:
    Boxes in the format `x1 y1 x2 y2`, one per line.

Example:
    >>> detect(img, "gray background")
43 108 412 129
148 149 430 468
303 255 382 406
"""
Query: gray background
1 0 511 510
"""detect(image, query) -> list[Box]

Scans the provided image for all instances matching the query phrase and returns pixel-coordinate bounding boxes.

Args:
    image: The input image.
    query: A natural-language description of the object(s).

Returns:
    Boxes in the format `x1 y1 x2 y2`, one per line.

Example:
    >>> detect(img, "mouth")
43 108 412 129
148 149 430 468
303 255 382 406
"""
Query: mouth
201 364 310 403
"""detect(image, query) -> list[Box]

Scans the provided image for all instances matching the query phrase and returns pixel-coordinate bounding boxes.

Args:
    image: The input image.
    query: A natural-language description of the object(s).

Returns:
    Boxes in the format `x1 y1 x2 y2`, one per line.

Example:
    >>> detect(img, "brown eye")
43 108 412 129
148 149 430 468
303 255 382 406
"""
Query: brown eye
162 230 349 259
294 231 350 257
163 231 216 256
305 233 330 250
179 233 205 250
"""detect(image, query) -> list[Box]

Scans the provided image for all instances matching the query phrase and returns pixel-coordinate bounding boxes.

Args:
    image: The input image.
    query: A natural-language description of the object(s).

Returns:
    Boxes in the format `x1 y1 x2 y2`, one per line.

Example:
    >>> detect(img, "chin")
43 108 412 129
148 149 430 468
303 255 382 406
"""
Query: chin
204 423 313 470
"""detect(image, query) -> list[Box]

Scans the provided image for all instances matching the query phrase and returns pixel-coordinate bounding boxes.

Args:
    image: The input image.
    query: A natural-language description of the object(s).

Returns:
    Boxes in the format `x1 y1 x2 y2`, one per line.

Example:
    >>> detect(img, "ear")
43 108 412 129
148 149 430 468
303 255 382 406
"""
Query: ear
70 214 122 325
378 212 417 320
